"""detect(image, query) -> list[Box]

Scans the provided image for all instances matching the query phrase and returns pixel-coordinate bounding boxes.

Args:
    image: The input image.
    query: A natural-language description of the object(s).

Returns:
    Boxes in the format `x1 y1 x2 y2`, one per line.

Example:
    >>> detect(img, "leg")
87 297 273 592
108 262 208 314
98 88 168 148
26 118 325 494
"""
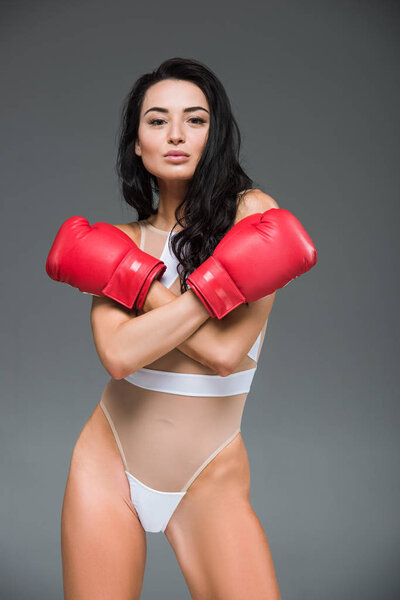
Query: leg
61 403 147 600
164 433 281 600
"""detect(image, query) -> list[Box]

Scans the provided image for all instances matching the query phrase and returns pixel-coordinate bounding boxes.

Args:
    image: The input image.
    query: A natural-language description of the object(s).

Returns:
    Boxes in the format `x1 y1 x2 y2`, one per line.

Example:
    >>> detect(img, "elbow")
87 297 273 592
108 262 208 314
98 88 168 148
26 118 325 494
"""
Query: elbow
103 349 131 381
214 354 236 377
109 359 135 381
217 352 244 377
216 364 233 377
108 366 126 381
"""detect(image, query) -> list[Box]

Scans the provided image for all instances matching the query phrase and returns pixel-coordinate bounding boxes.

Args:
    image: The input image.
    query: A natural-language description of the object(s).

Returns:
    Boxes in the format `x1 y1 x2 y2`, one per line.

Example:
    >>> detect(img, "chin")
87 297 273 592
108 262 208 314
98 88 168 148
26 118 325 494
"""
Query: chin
159 168 195 179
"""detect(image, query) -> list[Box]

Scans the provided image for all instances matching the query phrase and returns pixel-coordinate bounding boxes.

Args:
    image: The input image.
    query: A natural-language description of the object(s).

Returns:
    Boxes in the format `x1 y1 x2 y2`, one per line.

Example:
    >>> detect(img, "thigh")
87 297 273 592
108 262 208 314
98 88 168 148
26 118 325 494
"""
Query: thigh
61 403 147 600
164 434 281 600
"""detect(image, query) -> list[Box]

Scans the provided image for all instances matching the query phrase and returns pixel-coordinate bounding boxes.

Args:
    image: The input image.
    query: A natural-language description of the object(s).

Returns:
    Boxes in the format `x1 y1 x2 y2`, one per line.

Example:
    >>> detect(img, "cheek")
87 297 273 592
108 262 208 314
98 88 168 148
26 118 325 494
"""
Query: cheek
138 124 160 149
197 129 209 152
139 131 158 152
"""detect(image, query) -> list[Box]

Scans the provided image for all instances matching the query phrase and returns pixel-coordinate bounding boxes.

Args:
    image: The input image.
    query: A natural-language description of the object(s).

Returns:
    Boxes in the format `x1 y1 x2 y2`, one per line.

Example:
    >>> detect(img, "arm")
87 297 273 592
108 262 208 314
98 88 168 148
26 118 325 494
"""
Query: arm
139 190 279 373
91 288 210 380
92 190 279 380
141 265 275 376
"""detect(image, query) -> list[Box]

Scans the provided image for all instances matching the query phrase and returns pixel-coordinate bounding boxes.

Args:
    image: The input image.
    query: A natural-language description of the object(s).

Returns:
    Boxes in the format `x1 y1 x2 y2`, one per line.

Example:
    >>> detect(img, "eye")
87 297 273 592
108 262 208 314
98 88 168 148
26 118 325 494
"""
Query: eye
148 117 207 126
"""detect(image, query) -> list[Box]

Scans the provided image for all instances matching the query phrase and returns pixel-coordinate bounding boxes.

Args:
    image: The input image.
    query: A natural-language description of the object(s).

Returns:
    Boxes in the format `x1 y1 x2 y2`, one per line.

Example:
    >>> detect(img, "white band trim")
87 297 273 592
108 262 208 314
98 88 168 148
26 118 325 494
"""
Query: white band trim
124 367 257 397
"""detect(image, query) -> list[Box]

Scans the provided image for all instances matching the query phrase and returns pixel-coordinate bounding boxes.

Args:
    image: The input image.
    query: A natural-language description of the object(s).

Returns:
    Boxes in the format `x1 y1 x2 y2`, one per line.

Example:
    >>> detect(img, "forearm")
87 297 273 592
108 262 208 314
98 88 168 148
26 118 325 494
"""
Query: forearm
142 280 224 372
111 288 210 379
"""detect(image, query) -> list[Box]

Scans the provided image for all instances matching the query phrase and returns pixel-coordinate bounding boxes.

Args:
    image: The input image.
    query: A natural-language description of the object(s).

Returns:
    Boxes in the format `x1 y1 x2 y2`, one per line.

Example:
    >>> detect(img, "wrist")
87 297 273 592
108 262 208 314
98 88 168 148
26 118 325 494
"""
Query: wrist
187 256 245 319
186 288 212 319
142 279 158 312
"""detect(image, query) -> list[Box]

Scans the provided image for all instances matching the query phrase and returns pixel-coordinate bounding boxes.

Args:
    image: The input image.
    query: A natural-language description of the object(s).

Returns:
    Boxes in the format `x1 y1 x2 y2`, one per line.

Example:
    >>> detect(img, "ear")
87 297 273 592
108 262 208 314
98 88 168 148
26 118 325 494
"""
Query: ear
135 139 142 156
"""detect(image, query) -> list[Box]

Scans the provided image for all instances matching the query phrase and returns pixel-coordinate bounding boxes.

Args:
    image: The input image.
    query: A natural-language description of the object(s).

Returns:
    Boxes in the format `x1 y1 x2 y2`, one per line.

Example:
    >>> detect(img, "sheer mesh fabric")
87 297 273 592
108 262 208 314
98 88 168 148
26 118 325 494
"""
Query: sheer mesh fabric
100 220 268 492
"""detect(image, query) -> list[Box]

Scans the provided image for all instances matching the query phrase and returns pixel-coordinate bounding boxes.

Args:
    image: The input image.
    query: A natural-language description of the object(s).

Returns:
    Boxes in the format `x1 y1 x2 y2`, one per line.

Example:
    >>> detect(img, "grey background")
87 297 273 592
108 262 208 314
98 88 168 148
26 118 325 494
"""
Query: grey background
1 1 399 598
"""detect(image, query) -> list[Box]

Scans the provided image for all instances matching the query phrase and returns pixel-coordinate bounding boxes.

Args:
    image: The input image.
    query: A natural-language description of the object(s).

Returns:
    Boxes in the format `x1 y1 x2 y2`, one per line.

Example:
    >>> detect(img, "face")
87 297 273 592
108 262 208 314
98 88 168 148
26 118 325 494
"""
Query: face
135 79 210 182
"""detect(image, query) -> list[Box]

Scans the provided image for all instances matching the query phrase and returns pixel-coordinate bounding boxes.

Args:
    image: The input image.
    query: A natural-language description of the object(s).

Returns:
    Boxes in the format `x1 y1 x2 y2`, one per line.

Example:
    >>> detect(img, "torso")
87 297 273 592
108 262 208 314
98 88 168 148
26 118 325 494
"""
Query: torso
113 190 266 374
98 207 269 493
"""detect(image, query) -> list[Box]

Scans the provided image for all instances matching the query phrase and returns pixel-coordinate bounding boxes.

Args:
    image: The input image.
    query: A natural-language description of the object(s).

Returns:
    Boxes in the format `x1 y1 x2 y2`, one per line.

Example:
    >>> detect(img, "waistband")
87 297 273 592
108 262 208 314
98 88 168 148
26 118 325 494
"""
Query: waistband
124 366 257 397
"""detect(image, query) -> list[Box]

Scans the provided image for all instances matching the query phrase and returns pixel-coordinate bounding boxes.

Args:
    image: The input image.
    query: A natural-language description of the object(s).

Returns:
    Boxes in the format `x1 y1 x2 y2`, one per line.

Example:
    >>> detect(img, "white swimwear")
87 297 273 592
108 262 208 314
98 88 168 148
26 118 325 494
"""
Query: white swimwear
100 220 269 533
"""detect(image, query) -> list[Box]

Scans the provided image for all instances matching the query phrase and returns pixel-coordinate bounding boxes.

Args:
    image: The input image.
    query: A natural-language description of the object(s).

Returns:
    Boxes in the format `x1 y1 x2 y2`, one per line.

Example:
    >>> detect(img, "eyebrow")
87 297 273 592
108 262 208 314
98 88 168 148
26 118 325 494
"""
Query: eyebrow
144 106 209 116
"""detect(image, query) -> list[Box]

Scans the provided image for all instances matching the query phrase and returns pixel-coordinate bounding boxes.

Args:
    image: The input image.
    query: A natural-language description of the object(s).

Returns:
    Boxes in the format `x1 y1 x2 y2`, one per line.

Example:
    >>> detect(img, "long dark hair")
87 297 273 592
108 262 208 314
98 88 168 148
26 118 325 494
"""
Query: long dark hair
116 57 257 294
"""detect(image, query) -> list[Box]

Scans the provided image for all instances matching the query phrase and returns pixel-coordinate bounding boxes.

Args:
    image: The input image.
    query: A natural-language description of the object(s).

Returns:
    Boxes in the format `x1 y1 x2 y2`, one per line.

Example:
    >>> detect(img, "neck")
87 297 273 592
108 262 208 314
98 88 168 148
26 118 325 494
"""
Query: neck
151 179 188 230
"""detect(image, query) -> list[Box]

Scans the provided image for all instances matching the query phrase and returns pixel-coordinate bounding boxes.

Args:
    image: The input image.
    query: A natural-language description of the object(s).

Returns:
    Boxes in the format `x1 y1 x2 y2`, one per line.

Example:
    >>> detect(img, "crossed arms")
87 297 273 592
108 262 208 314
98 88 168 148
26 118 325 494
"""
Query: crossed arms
90 190 278 380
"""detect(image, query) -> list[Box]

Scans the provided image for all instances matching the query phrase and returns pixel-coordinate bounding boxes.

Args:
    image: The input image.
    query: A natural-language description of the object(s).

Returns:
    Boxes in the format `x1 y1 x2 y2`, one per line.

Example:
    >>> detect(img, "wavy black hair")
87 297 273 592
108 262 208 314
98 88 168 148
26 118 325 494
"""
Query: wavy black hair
115 56 257 294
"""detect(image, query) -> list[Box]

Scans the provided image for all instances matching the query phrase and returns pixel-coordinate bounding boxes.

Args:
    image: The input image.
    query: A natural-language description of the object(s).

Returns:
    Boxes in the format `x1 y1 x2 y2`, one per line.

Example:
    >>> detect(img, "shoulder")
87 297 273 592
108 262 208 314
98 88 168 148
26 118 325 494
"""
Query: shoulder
111 221 141 246
234 188 280 225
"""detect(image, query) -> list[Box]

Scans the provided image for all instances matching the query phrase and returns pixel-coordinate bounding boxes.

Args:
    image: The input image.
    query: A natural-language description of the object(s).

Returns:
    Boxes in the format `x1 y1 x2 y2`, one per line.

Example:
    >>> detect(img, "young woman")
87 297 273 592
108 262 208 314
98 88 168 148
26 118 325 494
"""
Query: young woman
46 57 317 599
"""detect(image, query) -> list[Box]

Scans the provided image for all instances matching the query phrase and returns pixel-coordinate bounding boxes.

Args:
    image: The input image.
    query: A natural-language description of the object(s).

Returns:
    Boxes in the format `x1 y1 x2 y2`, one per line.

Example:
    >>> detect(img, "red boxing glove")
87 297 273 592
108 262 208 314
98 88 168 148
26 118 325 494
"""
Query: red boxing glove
45 216 166 310
187 208 317 319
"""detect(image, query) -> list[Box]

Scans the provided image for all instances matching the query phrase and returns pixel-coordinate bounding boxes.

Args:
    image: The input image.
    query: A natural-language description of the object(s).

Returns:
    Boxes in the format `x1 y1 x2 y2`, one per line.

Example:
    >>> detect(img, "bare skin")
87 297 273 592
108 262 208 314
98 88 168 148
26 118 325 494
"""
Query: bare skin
61 209 281 599
62 403 281 600
61 79 282 599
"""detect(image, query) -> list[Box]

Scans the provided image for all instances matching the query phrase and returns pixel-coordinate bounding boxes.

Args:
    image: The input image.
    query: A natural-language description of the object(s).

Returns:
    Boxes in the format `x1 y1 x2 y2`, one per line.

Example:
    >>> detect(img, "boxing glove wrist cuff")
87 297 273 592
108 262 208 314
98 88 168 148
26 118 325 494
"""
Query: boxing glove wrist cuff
135 262 167 311
102 249 166 309
187 256 246 320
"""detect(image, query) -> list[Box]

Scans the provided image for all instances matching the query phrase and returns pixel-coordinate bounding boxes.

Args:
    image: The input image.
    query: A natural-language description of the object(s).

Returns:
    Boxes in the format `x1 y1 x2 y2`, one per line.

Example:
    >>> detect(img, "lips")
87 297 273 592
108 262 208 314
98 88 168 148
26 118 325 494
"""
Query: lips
165 151 189 157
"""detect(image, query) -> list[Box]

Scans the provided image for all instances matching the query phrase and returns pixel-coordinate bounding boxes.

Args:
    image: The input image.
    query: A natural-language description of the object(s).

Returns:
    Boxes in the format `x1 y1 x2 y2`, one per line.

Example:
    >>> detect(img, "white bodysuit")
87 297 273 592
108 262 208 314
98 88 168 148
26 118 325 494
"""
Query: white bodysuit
99 220 269 533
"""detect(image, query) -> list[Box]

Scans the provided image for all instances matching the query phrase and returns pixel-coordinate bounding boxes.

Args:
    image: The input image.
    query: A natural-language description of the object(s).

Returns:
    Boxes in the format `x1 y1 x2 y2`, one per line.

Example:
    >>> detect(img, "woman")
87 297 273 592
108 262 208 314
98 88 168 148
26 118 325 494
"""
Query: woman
46 57 317 599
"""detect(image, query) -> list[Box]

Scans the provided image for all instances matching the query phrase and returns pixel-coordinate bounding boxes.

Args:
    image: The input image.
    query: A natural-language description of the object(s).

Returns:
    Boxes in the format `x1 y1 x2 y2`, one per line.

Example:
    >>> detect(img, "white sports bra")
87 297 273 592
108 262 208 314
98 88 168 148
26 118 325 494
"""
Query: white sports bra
124 221 265 397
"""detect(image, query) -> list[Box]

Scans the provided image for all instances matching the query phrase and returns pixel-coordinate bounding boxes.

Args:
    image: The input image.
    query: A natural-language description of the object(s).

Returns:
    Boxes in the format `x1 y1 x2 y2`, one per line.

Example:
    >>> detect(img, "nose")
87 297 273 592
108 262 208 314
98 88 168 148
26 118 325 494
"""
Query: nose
167 121 185 145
